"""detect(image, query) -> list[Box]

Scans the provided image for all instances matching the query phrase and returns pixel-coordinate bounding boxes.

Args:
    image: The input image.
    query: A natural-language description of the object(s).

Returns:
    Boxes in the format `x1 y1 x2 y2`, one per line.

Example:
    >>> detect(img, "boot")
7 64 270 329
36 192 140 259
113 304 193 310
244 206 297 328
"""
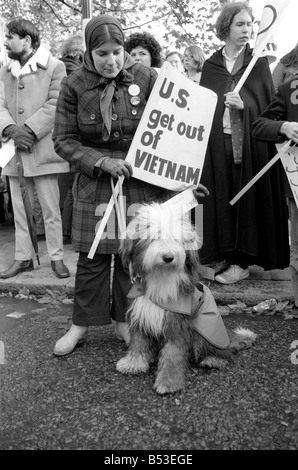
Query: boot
54 324 88 356
51 260 70 279
0 259 34 279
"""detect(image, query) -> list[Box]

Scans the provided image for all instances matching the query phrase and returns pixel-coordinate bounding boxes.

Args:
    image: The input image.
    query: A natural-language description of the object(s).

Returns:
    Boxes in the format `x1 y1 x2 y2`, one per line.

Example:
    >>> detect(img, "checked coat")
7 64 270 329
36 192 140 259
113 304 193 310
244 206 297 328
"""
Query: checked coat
53 56 170 254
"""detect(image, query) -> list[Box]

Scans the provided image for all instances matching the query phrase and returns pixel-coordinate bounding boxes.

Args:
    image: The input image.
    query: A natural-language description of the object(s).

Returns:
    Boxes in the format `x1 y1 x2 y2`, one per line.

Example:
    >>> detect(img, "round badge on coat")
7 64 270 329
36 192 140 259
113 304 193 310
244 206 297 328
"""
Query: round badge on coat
128 84 140 96
130 96 141 106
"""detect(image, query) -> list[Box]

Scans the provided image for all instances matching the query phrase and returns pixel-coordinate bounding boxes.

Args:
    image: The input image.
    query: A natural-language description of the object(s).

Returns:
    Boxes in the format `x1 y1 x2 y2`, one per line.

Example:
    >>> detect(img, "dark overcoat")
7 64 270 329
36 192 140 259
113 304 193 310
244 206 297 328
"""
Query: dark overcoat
52 58 169 253
252 77 298 198
199 45 289 270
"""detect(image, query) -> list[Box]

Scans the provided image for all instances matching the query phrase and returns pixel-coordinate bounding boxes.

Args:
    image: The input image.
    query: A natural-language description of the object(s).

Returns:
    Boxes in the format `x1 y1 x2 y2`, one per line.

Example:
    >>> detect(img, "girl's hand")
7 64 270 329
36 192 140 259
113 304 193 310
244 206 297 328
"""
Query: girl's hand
101 158 133 179
224 91 244 110
193 183 209 199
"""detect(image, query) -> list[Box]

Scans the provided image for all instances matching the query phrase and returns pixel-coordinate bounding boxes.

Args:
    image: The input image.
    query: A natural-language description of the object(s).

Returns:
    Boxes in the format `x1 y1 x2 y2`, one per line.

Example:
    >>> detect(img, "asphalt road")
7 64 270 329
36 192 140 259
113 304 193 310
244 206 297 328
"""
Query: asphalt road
0 292 297 452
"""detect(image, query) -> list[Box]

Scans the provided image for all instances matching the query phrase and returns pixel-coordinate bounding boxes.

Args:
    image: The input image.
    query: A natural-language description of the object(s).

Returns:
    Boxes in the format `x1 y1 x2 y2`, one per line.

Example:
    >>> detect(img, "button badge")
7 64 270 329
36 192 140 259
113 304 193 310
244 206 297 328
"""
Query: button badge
130 96 141 106
128 84 140 96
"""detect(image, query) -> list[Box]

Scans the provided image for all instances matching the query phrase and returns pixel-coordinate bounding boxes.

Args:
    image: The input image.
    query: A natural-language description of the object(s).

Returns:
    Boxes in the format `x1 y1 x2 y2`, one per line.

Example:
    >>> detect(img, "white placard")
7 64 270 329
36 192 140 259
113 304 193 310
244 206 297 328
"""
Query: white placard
125 62 217 191
278 143 298 209
162 188 198 213
0 140 15 168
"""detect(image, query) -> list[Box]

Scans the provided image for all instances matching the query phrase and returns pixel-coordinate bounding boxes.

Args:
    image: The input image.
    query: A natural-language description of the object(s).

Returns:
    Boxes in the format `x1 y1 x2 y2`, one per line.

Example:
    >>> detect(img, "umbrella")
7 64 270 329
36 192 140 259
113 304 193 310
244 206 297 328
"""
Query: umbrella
15 149 40 265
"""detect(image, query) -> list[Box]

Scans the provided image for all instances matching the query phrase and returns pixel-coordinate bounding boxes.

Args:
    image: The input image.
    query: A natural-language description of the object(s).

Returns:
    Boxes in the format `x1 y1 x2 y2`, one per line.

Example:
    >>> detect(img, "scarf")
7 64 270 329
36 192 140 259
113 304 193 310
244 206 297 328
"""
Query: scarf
83 15 135 140
223 47 246 164
97 63 135 140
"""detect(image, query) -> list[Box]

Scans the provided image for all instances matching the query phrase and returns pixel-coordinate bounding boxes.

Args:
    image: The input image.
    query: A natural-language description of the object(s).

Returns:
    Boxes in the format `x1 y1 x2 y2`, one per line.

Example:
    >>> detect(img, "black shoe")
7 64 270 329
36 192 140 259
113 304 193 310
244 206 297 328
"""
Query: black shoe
51 260 70 279
0 259 34 279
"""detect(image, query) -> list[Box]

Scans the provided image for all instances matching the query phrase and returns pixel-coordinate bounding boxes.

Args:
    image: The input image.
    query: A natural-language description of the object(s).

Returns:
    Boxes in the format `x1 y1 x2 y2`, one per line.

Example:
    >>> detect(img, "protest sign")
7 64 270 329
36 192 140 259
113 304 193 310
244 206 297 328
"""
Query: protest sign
125 62 217 191
279 143 298 209
0 140 15 168
162 187 198 213
88 63 217 258
234 0 295 94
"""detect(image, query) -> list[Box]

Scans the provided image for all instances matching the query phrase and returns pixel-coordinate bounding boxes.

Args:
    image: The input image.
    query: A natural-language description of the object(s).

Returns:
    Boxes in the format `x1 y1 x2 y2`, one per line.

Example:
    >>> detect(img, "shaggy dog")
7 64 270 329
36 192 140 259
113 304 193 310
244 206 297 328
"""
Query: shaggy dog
116 203 256 394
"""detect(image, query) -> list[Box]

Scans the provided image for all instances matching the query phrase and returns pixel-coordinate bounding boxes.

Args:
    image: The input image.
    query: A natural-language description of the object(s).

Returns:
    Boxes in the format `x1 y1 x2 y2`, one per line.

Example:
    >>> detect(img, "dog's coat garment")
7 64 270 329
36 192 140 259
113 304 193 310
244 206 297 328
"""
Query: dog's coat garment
128 280 230 349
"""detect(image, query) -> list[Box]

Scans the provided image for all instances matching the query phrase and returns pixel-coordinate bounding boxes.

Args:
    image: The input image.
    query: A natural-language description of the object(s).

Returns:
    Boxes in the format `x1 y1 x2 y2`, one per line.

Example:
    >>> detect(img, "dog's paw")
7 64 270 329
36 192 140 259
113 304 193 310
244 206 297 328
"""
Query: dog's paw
153 383 184 395
116 353 149 374
199 356 228 369
153 376 185 395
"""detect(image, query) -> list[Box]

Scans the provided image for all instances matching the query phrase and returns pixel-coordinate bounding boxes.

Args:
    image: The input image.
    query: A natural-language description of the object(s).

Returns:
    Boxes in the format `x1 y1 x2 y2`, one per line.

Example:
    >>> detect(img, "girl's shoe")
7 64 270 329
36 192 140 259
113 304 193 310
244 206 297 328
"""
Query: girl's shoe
54 324 88 356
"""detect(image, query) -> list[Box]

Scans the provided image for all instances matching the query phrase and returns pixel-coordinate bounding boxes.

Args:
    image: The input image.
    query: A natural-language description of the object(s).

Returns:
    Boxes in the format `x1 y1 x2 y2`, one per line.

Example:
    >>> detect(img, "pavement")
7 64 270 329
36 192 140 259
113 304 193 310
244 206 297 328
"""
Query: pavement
1 222 297 451
0 221 294 305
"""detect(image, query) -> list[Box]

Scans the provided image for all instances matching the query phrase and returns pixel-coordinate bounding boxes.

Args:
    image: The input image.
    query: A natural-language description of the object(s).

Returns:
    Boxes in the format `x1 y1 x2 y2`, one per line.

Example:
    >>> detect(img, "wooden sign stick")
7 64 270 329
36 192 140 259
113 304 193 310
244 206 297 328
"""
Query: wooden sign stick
230 140 293 206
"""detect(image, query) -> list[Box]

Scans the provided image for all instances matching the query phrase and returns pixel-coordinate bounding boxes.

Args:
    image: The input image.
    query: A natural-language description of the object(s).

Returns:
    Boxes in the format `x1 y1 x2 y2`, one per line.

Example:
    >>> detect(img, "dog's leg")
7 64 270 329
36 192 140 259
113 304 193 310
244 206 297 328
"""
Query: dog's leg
154 340 189 394
193 334 232 369
116 327 156 374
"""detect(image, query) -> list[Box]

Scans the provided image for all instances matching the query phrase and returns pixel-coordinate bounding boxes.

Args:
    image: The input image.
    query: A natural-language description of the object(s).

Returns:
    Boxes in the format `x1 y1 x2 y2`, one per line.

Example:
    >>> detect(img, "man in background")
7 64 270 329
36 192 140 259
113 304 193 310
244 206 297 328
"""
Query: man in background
0 18 70 279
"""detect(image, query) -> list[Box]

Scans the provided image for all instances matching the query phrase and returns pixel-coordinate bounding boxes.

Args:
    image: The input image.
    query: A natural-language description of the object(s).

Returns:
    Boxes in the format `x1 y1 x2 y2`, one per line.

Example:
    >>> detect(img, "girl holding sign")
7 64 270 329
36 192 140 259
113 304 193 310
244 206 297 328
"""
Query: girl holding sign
199 1 289 284
52 15 168 355
52 14 208 356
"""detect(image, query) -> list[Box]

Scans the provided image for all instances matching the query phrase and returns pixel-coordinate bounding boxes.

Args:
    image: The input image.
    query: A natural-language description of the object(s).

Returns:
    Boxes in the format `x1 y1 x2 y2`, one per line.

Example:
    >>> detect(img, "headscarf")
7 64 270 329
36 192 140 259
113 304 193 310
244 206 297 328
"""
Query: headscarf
83 15 135 141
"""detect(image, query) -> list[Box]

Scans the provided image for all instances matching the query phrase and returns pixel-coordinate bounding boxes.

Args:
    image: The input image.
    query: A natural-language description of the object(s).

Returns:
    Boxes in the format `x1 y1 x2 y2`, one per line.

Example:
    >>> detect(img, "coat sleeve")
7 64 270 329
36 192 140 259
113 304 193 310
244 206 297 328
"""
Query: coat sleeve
25 60 66 140
252 84 288 142
0 78 16 138
272 61 286 92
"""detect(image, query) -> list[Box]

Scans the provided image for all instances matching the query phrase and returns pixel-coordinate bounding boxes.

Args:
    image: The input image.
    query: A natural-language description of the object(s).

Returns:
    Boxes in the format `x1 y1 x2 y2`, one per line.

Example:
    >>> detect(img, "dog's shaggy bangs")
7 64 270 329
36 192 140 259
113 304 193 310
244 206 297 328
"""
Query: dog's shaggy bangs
125 203 201 249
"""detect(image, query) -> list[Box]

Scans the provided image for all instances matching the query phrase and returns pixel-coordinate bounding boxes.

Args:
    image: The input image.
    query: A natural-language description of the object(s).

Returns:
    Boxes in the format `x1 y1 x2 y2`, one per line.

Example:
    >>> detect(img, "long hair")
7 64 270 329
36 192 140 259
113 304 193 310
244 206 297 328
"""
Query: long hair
215 1 254 42
183 45 206 73
280 44 298 68
6 19 40 50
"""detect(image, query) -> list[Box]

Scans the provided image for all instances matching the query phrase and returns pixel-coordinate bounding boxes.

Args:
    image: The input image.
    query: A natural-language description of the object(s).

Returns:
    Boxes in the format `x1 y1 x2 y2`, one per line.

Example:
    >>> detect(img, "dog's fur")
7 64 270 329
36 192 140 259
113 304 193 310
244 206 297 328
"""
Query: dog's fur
116 203 256 394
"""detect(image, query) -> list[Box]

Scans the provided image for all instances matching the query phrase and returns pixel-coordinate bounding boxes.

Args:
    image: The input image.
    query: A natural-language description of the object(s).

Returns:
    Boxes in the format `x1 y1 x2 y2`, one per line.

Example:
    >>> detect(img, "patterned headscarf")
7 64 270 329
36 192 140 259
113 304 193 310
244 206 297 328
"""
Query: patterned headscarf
83 15 135 140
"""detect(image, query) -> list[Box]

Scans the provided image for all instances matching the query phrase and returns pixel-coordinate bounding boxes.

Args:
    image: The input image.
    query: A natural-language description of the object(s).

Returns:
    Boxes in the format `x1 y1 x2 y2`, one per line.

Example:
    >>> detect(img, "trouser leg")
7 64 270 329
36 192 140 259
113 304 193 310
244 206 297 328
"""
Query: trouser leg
111 254 131 322
61 187 73 237
73 253 112 326
34 174 64 260
289 198 298 306
0 191 5 222
9 176 35 260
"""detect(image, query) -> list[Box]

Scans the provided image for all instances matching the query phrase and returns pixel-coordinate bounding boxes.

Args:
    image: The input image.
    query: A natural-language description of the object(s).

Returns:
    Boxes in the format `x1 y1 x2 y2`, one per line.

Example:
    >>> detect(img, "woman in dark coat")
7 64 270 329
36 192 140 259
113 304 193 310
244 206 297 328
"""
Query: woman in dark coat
199 1 289 284
58 33 84 243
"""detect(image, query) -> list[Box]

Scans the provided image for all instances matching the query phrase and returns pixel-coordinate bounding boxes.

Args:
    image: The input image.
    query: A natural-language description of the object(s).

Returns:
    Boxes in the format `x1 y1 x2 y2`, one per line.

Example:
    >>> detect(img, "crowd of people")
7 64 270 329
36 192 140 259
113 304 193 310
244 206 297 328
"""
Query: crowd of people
0 0 297 355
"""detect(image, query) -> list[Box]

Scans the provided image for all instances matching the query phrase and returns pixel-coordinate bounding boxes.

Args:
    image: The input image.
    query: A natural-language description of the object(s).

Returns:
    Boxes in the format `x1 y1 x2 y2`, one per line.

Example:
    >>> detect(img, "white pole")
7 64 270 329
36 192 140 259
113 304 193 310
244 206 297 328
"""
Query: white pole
230 140 292 205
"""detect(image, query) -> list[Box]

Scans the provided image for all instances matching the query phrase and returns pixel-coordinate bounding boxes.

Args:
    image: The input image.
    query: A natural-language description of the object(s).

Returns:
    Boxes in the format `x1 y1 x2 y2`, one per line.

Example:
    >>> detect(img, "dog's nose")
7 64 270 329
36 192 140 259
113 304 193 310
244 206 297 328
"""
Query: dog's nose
162 254 174 263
